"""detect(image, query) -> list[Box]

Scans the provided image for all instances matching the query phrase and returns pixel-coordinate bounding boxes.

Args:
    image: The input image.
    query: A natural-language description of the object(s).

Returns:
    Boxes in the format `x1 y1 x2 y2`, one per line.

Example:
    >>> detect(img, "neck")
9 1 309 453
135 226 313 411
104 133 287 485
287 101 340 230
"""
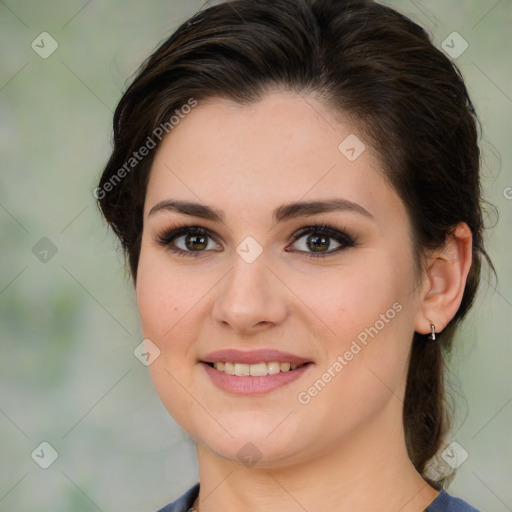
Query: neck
192 406 439 512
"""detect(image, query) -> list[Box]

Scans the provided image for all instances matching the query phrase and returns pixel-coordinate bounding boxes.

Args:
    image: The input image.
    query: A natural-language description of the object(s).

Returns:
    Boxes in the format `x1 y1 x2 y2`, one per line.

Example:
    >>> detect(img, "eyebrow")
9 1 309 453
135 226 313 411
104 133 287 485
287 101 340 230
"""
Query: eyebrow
148 198 374 223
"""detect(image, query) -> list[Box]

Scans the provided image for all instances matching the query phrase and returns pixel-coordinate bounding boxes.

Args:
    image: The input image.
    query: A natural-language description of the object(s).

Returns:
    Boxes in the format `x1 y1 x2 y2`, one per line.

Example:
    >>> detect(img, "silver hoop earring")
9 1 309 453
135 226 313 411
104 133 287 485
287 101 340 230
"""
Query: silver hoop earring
428 324 436 341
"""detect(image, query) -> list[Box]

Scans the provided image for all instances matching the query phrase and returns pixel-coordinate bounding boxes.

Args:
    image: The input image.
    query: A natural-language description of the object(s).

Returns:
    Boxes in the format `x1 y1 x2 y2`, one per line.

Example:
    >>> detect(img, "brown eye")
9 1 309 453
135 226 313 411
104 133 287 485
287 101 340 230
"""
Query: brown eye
288 224 356 258
156 226 222 257
185 234 208 251
306 234 330 252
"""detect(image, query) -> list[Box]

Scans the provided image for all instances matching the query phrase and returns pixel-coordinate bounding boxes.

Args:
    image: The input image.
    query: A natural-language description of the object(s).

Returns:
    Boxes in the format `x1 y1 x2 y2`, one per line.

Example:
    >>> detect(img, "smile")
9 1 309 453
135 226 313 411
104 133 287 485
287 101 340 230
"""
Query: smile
208 361 307 376
201 360 313 395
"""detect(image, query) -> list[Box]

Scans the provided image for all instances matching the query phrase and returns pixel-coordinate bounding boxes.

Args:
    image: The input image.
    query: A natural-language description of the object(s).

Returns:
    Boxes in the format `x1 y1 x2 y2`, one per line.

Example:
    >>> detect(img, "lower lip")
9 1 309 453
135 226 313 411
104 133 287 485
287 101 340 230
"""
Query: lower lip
201 362 313 395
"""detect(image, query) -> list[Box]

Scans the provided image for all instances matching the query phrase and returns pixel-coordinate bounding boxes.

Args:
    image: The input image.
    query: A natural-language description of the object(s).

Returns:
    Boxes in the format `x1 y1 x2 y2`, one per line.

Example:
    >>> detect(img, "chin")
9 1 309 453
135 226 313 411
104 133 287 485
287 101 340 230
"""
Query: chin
190 412 317 467
198 434 311 469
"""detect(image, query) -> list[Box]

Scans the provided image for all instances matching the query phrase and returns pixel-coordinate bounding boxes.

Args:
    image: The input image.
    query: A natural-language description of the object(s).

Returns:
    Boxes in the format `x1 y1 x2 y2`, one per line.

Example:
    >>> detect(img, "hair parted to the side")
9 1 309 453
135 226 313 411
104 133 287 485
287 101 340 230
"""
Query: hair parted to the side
97 0 492 487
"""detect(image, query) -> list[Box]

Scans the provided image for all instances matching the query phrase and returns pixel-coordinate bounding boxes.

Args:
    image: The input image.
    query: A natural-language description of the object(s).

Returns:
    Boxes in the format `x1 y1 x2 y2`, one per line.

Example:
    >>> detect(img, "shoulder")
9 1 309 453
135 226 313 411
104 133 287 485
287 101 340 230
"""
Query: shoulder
156 483 200 512
426 489 480 512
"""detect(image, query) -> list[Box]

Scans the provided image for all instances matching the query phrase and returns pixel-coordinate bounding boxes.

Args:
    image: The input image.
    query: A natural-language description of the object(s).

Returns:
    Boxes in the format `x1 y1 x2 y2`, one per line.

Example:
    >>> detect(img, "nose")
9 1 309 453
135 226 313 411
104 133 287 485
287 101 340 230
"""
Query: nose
211 252 288 335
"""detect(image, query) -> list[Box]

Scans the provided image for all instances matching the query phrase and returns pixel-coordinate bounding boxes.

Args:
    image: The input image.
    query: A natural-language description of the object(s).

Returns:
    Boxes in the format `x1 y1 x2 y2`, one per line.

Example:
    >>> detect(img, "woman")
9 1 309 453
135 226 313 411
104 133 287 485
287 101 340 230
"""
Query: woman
97 0 491 510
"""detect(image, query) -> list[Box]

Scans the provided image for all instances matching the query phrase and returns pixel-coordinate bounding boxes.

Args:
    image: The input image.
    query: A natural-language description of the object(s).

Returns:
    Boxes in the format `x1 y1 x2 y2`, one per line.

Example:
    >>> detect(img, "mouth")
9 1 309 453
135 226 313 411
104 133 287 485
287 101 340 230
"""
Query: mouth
203 361 311 376
199 353 315 396
199 349 314 395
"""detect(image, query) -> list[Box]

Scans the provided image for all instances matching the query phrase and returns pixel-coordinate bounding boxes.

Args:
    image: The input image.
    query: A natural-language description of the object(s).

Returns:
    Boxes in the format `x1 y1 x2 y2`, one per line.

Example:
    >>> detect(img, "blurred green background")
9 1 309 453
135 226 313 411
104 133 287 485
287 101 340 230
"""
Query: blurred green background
0 1 510 511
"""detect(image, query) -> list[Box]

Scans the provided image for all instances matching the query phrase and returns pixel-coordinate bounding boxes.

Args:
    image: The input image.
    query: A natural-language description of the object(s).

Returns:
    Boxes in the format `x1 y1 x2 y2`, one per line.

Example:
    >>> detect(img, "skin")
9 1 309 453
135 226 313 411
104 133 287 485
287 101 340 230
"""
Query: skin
136 91 472 511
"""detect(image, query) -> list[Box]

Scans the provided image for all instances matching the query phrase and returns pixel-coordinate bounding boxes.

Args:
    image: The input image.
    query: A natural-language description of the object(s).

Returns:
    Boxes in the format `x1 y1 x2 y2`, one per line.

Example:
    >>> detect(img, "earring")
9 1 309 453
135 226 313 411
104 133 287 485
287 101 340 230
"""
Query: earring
428 324 436 341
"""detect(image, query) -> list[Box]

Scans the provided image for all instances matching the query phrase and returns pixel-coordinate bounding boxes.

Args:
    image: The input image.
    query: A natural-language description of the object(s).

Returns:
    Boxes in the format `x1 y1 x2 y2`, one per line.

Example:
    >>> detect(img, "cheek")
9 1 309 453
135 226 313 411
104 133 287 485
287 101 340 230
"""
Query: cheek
289 252 416 407
289 252 413 341
136 272 174 339
135 248 204 426
136 246 199 339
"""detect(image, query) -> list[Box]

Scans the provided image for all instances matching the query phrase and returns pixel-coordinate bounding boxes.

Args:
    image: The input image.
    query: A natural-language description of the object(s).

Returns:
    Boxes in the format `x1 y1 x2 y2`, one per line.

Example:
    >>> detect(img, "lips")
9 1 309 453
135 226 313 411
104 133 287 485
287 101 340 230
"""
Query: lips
201 348 312 366
200 349 314 395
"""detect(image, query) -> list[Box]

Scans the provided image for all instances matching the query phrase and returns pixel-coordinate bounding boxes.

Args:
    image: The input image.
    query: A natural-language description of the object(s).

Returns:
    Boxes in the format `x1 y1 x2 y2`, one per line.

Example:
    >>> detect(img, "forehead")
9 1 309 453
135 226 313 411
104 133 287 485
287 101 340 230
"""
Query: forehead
145 92 402 224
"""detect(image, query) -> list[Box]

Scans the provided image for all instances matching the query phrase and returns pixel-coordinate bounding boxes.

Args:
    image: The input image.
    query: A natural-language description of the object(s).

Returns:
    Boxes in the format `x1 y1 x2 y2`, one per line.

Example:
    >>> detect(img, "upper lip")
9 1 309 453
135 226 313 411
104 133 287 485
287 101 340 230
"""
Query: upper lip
201 349 313 365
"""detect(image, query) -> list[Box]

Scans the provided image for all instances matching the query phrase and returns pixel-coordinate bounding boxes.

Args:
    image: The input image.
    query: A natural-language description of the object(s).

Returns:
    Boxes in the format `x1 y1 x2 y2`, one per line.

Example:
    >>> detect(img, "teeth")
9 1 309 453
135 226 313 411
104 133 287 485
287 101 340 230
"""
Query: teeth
249 362 268 377
224 362 235 375
234 363 250 376
267 362 281 374
212 361 305 376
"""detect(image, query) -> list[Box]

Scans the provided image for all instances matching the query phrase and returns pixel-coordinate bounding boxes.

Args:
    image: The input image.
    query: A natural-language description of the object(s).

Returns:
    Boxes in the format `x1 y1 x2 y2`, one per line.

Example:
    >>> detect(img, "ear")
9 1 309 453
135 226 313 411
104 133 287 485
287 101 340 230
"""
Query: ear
414 223 473 336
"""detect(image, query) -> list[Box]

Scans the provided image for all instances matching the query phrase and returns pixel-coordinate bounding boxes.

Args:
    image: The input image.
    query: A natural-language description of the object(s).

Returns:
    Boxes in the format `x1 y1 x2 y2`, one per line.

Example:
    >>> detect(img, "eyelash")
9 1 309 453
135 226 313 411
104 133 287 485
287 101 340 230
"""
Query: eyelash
289 223 357 258
155 223 357 259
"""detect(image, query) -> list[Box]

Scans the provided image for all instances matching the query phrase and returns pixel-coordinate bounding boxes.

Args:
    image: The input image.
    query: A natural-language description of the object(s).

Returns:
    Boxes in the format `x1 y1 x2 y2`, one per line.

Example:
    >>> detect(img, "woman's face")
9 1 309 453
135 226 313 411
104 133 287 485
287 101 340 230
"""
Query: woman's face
137 92 424 467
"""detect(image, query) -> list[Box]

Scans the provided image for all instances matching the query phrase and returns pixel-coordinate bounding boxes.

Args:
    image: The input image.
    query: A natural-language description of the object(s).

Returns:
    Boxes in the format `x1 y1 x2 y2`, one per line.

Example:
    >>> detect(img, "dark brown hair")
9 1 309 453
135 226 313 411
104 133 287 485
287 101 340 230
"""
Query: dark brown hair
97 0 492 486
